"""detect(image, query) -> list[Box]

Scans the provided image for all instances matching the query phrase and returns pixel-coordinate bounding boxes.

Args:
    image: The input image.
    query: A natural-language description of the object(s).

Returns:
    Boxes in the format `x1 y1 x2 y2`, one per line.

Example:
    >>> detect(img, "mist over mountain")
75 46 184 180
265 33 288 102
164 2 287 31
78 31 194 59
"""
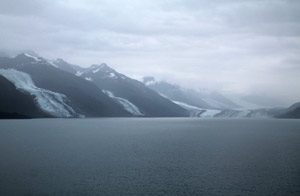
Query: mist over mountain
0 52 299 119
141 76 292 118
142 76 239 109
0 48 298 107
241 94 286 108
1 2 300 196
1 0 300 106
51 59 188 117
0 54 131 117
277 102 300 119
0 53 188 118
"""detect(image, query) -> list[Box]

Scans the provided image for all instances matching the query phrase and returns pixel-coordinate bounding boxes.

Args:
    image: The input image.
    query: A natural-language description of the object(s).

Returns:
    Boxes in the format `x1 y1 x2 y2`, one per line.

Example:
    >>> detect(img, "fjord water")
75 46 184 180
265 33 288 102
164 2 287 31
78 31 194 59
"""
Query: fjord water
0 118 299 196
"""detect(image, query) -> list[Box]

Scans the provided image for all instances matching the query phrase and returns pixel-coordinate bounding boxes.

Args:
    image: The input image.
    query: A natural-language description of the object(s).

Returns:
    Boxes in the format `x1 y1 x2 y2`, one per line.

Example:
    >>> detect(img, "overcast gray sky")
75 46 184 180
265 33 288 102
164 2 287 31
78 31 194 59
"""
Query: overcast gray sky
1 0 300 105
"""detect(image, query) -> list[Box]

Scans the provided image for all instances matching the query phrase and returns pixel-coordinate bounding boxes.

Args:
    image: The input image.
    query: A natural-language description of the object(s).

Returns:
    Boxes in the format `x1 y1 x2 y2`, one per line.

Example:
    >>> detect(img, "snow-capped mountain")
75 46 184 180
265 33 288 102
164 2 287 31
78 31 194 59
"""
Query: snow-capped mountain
142 77 288 118
1 52 297 119
48 58 85 75
142 76 239 110
0 54 132 118
102 90 143 116
0 69 81 117
51 61 188 117
79 63 124 81
0 74 48 118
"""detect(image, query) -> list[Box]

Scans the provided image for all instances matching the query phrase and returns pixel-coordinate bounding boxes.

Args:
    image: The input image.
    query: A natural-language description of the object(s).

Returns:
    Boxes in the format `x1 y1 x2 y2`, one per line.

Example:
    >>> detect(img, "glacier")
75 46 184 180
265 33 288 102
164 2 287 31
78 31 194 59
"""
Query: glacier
0 69 82 117
102 90 143 116
172 100 221 118
172 100 271 118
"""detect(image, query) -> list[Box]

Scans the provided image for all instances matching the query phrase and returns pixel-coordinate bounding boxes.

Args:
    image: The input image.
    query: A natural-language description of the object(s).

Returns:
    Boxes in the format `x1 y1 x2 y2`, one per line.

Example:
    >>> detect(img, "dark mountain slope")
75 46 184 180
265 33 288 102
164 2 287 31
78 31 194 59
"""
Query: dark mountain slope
49 58 84 75
0 112 31 119
0 75 48 118
143 76 239 109
0 54 131 117
74 64 188 117
277 102 300 119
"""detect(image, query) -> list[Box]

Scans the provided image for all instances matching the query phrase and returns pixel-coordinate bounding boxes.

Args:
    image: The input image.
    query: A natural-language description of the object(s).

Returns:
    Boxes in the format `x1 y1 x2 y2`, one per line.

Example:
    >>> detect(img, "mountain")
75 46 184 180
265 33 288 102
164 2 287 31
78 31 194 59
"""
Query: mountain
142 76 239 110
0 74 49 118
142 77 291 118
0 54 131 117
172 100 277 118
2 52 295 119
48 58 84 75
277 102 300 119
50 61 188 117
279 107 300 119
0 112 31 119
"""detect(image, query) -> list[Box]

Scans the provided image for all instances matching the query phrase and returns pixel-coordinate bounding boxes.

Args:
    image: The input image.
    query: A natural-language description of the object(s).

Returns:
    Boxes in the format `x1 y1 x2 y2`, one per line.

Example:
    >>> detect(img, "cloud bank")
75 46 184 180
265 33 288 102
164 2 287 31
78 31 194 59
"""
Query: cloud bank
1 0 300 105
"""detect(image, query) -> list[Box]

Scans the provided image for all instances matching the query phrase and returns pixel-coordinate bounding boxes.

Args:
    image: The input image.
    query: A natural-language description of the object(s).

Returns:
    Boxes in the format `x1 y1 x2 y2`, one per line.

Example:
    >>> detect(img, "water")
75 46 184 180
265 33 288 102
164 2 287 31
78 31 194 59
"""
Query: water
0 118 299 196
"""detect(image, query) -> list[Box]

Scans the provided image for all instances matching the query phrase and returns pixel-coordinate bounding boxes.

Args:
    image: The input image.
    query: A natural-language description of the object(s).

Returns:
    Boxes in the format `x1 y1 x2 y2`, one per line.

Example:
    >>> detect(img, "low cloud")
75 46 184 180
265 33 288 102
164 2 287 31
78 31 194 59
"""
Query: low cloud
1 0 300 105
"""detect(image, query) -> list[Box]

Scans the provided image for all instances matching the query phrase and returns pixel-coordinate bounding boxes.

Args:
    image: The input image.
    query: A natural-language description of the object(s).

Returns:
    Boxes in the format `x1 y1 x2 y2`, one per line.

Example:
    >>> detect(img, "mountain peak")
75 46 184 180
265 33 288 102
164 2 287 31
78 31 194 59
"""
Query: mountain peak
143 76 156 85
88 63 114 73
54 58 66 63
90 63 109 69
15 53 43 62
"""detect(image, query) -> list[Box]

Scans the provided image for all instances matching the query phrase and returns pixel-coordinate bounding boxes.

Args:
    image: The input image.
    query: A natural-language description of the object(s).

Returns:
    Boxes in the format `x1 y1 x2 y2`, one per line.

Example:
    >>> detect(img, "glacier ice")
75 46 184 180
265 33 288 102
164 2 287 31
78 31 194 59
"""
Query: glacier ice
0 69 83 117
102 90 143 116
173 100 271 118
172 100 221 118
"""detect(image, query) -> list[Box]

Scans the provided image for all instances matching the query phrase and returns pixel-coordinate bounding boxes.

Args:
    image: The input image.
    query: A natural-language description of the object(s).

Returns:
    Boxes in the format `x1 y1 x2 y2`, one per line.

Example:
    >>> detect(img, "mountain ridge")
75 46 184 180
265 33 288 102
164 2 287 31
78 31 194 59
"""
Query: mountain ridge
1 52 299 119
51 60 188 117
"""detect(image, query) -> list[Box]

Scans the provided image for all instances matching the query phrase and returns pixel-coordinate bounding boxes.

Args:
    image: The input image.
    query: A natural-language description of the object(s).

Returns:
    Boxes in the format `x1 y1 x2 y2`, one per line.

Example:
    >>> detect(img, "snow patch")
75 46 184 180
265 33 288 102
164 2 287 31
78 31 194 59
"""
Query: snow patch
85 77 92 81
172 101 201 110
99 63 107 68
76 71 83 76
92 68 100 73
24 53 41 61
102 90 143 116
200 109 222 118
108 72 116 78
0 69 83 117
159 93 169 99
90 64 107 70
145 80 157 86
47 60 58 68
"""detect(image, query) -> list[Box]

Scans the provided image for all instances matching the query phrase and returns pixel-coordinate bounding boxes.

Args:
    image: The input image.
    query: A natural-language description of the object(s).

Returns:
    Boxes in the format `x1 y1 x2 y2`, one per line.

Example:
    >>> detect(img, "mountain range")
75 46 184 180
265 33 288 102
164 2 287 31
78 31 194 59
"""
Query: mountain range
0 53 187 118
0 52 299 119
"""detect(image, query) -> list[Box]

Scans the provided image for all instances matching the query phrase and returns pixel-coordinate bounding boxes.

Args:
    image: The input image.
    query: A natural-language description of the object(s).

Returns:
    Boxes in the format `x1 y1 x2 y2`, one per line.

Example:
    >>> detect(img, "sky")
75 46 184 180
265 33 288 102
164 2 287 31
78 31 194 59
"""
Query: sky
0 0 300 106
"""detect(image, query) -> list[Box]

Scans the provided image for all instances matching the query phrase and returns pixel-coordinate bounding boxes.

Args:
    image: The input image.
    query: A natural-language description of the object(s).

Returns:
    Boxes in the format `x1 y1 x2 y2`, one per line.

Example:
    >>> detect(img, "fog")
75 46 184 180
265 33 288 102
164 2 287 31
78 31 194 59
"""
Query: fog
1 0 300 105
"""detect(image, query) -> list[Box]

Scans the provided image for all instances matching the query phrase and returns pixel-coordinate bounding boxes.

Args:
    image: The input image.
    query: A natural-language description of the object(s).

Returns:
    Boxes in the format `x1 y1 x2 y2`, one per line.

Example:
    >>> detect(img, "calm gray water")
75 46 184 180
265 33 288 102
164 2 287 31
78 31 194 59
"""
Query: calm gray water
0 118 300 196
